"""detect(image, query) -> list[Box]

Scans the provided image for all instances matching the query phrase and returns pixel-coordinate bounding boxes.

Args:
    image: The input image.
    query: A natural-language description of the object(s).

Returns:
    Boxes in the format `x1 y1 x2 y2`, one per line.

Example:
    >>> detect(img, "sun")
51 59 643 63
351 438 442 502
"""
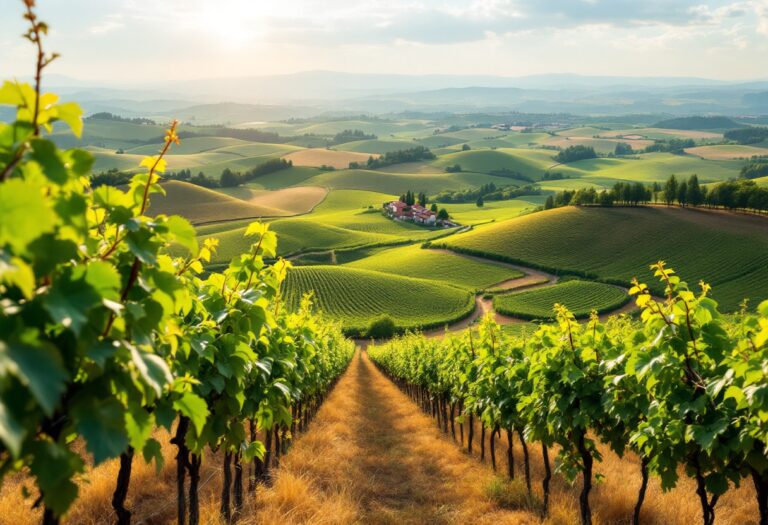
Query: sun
188 1 273 48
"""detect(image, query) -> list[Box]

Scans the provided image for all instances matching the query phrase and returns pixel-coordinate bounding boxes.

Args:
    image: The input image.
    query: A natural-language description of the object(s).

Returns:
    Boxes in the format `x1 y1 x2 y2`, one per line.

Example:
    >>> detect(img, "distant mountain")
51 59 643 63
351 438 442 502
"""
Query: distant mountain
154 102 320 125
6 72 768 122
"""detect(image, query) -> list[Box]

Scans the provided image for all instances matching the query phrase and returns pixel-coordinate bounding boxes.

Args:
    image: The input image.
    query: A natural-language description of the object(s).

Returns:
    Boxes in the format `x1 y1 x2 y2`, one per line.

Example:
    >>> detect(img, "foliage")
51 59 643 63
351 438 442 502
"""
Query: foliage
366 315 397 339
554 145 597 163
653 116 739 130
349 146 436 169
0 11 353 522
370 265 768 525
433 182 541 204
86 112 156 125
741 162 768 180
330 129 377 145
726 127 768 145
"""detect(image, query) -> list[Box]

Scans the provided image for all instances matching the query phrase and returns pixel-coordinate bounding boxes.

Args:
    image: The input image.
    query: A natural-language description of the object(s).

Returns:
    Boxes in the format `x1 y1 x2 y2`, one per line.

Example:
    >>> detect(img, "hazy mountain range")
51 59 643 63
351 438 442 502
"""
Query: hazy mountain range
8 72 768 124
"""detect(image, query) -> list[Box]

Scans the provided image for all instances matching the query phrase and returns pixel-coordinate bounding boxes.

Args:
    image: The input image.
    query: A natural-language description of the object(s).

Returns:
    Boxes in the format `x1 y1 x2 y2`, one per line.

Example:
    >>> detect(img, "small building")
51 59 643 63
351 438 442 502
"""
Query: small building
383 201 437 225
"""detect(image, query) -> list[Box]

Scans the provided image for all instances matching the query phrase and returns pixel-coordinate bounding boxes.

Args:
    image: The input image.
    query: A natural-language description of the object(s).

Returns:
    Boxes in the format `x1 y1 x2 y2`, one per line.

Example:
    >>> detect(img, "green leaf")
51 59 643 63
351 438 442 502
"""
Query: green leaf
3 340 68 416
165 215 198 255
30 139 68 185
72 397 129 465
128 344 172 397
44 266 101 334
0 392 25 456
173 392 209 436
52 102 83 138
0 179 56 254
63 148 93 176
125 409 155 451
29 442 82 516
142 438 164 473
0 255 35 299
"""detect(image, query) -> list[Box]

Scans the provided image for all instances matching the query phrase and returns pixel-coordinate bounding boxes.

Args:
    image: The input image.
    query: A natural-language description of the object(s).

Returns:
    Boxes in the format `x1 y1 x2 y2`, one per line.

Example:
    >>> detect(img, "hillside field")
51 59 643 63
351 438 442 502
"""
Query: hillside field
493 280 629 319
440 206 768 311
345 244 522 290
282 266 474 335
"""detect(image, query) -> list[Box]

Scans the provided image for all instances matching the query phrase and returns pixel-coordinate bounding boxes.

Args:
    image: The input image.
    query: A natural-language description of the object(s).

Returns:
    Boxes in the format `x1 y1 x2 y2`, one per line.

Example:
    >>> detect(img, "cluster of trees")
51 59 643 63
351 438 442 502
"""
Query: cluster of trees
86 112 156 125
350 146 436 169
370 268 768 525
330 129 376 145
540 171 568 181
644 138 695 154
653 115 738 130
445 164 463 173
545 173 768 214
554 145 597 163
219 158 293 187
724 127 768 145
614 142 633 155
434 182 541 204
394 191 451 220
193 126 286 144
740 162 768 180
490 168 530 180
399 190 429 207
0 42 354 525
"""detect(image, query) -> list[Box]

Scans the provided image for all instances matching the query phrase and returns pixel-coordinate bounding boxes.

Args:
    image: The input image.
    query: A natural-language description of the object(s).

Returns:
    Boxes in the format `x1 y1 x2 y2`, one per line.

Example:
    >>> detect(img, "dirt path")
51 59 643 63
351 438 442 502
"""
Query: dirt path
250 353 532 525
424 249 644 335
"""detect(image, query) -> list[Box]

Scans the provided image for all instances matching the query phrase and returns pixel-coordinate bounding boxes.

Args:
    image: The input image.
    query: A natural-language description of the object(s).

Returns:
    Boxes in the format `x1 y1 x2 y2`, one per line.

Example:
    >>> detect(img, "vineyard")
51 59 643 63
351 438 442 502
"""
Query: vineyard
282 266 475 336
440 205 768 310
346 244 522 290
369 265 768 525
493 280 629 319
0 10 354 525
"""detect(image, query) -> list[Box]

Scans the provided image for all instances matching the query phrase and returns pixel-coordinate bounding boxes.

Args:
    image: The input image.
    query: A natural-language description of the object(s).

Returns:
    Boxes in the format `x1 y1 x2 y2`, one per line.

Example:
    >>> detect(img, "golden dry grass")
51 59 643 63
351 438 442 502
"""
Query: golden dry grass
221 186 329 215
150 180 287 224
283 149 379 169
0 350 758 525
684 144 768 160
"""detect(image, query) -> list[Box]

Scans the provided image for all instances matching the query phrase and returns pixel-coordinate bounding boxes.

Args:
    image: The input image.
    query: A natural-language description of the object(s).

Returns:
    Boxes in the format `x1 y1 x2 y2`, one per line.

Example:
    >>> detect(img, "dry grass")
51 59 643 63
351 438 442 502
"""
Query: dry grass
0 350 757 525
684 144 768 160
150 180 287 224
283 149 378 169
220 186 329 215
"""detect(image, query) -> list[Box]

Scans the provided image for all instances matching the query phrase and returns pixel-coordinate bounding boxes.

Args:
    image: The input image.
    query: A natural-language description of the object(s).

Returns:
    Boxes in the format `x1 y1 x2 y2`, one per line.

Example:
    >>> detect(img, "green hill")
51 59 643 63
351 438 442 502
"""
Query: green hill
346 244 521 290
440 206 768 310
282 266 474 335
493 280 629 320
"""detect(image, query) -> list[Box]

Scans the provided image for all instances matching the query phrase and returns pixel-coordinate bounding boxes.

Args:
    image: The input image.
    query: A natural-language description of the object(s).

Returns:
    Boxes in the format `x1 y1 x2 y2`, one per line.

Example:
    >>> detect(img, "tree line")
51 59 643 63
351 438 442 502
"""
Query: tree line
434 182 541 204
349 146 436 169
91 158 293 190
369 265 768 525
545 174 768 214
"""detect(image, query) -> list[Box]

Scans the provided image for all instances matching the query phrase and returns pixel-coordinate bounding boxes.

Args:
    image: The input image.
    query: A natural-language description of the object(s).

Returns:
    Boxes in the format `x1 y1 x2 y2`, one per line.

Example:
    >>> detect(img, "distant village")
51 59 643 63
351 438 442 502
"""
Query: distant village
383 191 457 228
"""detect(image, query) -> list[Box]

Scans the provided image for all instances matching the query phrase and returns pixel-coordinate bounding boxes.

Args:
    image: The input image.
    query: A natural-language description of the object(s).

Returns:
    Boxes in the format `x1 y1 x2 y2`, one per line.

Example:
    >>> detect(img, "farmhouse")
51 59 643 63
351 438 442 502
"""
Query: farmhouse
384 201 437 225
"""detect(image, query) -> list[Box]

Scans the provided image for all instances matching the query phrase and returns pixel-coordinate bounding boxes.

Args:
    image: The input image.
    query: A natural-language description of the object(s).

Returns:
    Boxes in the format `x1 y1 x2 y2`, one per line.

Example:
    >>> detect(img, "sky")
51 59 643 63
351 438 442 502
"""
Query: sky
2 0 768 83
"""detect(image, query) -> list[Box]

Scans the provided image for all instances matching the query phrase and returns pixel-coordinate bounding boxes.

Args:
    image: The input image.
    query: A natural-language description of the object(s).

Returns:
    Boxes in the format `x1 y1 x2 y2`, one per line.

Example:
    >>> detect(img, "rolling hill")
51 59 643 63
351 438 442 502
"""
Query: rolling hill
282 266 474 335
440 206 768 310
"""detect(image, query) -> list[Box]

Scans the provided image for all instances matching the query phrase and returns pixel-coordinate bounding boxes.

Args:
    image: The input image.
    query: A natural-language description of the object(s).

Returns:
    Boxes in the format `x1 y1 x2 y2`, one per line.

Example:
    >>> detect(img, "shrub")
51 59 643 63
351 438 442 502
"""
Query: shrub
366 315 398 339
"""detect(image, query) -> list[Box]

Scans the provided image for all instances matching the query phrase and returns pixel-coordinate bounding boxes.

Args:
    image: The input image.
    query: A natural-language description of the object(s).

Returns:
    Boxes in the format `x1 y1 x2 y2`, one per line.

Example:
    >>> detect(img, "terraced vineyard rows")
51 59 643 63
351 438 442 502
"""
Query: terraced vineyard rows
493 279 629 319
282 266 475 335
